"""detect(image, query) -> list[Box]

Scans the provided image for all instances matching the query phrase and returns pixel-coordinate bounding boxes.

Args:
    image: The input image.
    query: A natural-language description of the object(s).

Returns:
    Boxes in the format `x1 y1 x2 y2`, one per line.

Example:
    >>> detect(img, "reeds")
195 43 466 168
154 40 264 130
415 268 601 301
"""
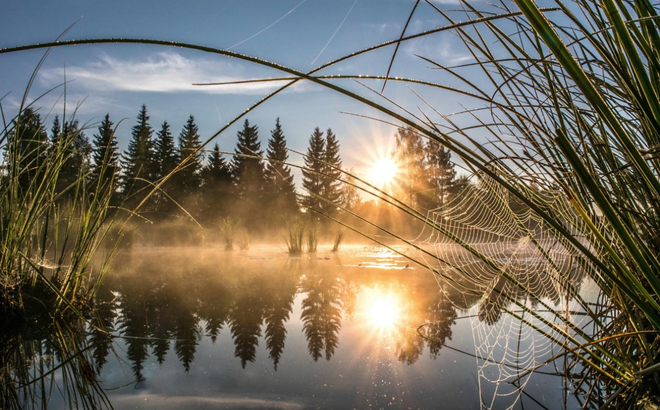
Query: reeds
0 105 118 321
331 230 344 253
283 217 305 254
237 228 251 251
220 216 239 251
306 219 318 253
0 100 118 407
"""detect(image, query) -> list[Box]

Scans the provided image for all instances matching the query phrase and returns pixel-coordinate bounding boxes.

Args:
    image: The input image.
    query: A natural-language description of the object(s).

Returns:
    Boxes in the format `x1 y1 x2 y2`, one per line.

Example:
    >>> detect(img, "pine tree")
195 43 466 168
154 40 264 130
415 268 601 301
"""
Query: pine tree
301 127 325 212
341 168 361 211
176 115 204 197
152 121 178 214
230 119 265 229
154 121 178 181
121 105 154 205
8 108 48 192
50 115 61 142
201 143 232 220
51 118 91 201
394 126 428 210
90 114 120 196
204 143 232 185
321 128 343 218
264 118 298 220
425 139 456 208
231 119 264 197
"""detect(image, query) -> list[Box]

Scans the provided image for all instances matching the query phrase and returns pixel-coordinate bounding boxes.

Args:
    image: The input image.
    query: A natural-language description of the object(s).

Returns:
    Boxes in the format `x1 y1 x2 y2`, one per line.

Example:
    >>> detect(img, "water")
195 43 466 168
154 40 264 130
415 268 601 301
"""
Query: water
10 245 584 409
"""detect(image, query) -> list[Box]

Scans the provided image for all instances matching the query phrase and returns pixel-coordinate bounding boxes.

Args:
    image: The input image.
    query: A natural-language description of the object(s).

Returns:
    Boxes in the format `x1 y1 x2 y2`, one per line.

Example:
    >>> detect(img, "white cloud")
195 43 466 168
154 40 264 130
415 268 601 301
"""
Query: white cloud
38 51 302 95
403 35 471 65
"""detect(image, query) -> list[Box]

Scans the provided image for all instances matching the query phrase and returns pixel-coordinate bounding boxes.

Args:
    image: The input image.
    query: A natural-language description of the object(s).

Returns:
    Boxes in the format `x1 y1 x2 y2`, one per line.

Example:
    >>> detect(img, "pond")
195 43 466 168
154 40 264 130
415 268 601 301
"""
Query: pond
8 245 588 409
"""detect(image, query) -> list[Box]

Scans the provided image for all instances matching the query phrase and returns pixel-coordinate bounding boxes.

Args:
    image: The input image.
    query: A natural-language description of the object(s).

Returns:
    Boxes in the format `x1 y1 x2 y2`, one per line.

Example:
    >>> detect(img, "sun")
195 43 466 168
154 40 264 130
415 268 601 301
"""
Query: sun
369 157 398 187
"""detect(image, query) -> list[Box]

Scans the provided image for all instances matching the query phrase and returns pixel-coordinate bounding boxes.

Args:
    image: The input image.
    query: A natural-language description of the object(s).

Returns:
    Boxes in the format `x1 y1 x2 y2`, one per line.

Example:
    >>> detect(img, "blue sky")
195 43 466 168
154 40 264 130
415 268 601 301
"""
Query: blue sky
0 0 472 181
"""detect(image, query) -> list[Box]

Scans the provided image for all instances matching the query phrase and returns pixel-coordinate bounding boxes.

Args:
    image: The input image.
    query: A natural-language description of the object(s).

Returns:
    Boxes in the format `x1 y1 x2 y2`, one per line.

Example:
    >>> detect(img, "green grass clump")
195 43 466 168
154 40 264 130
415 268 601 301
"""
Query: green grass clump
0 101 118 408
0 106 117 323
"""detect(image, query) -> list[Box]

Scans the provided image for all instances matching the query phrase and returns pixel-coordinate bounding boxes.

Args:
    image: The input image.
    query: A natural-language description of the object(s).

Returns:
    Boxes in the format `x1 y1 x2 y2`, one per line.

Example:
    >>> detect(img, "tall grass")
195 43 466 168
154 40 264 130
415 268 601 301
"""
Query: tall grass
0 107 117 321
283 217 305 255
306 218 318 253
0 103 118 407
3 0 660 403
331 230 344 253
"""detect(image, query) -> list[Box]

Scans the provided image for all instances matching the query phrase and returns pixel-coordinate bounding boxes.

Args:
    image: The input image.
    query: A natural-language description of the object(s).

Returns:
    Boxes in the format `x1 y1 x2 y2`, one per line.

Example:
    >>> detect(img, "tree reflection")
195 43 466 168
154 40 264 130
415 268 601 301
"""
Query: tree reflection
424 287 458 358
263 261 298 370
80 249 515 380
116 286 150 383
229 278 265 368
300 261 346 361
89 289 117 372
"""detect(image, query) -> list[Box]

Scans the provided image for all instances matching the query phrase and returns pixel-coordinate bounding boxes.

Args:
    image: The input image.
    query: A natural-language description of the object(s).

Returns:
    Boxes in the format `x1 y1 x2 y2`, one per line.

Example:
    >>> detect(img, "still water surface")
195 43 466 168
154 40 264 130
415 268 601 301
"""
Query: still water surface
54 245 580 409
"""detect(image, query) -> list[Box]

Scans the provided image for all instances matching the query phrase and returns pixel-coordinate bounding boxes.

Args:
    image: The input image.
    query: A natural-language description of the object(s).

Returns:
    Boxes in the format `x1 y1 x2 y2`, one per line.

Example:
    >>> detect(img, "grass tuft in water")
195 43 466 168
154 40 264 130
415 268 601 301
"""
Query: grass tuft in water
283 217 305 255
306 219 318 253
220 216 239 251
331 230 344 253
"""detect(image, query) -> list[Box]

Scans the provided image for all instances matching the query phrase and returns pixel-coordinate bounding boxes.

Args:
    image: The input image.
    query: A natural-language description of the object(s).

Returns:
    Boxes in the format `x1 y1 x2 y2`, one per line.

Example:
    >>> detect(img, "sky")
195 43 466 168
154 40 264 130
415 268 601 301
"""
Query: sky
0 0 475 183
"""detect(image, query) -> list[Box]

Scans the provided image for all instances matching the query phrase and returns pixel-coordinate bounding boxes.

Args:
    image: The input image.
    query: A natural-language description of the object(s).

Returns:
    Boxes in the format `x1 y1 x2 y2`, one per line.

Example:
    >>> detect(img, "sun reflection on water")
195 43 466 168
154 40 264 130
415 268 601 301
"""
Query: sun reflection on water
361 287 403 331
369 295 399 329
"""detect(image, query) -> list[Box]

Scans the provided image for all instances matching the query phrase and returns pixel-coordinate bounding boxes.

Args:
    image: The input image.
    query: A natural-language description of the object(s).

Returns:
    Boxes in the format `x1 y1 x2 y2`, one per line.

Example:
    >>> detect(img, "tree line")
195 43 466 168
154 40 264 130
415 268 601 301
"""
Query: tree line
6 106 466 236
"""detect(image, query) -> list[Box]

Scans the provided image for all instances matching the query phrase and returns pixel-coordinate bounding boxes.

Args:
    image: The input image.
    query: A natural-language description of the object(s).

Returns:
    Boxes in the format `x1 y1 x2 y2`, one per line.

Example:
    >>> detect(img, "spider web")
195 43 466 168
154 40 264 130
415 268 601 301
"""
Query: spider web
410 173 603 409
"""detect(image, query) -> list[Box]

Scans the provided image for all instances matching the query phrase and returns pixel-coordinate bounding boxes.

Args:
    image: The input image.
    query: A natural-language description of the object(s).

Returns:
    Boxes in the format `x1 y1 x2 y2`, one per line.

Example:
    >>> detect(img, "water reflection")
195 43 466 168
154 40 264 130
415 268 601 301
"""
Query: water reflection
363 288 401 329
6 246 585 409
99 248 466 374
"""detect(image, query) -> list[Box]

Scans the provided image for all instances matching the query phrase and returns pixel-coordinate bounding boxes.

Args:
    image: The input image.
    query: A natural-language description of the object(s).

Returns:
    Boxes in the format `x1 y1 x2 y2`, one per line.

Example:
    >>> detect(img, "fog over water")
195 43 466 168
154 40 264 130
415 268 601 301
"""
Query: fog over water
65 245 580 410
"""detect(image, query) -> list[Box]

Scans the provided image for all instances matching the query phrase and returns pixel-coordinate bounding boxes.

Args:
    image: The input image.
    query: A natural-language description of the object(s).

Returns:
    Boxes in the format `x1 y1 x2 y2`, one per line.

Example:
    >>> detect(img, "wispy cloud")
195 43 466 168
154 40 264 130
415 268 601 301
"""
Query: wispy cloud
361 22 399 36
403 35 471 65
38 51 300 95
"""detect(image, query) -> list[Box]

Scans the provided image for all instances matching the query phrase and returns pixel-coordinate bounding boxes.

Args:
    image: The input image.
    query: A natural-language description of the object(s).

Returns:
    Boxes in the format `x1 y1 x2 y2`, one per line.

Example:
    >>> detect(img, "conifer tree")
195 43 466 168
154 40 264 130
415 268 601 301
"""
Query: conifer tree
90 114 120 196
201 143 232 220
8 108 48 192
425 139 456 208
231 119 265 229
301 127 325 212
176 115 204 197
265 118 298 219
204 143 231 183
154 121 177 181
51 118 91 200
50 114 61 147
394 126 428 210
341 168 361 211
321 128 343 218
231 119 264 196
121 105 154 204
152 121 178 214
